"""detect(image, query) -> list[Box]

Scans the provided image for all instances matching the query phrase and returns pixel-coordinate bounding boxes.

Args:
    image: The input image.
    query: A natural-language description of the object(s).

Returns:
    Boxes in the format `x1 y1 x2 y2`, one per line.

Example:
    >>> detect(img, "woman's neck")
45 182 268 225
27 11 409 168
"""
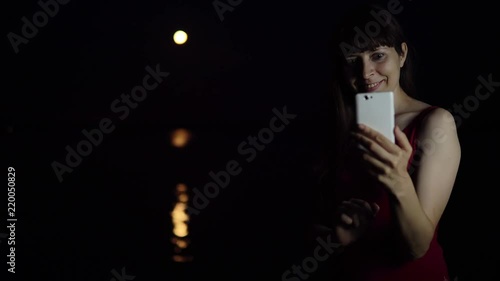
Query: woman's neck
393 88 413 115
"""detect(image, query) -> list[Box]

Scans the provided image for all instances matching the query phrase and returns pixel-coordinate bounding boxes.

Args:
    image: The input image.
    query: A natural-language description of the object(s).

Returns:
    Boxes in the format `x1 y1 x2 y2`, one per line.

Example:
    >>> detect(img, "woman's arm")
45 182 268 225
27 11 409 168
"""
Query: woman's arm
353 108 461 259
394 108 461 258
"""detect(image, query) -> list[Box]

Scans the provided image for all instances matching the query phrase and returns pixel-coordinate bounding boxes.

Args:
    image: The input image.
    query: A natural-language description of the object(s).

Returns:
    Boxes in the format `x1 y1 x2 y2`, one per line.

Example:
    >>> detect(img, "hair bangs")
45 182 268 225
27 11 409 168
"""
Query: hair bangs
334 4 406 58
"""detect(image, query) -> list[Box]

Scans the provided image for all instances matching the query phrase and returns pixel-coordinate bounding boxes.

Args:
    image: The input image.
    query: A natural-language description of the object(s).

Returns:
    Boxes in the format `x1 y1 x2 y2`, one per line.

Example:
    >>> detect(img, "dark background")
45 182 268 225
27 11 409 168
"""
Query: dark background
3 0 499 280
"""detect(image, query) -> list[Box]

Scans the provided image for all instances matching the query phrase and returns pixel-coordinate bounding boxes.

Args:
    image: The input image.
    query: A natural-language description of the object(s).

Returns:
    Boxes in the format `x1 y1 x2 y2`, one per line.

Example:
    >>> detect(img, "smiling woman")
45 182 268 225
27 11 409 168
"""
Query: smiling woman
310 2 461 281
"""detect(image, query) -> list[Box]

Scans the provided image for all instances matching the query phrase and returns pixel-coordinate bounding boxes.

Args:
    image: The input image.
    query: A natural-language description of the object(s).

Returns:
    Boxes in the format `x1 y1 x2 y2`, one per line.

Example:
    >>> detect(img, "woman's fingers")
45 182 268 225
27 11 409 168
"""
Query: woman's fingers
335 199 380 245
349 198 373 212
348 198 379 217
360 152 388 174
371 202 380 215
350 213 360 227
340 213 353 225
357 124 399 154
352 132 393 161
337 199 379 228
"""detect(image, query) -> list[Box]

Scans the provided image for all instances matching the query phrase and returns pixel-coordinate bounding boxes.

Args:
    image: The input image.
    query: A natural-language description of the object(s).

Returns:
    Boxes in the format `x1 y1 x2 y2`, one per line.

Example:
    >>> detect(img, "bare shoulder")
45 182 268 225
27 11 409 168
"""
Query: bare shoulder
419 106 461 147
422 107 458 132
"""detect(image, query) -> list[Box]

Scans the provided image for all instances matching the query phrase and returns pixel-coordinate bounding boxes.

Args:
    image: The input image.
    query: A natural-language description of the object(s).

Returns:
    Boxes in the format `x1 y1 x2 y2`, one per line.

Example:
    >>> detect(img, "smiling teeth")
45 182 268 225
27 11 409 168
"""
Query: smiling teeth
367 82 379 88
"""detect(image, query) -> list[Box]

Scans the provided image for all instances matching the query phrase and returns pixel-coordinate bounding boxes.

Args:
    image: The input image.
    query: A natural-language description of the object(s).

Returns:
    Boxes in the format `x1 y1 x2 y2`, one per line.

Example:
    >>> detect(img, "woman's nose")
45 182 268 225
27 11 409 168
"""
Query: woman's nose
362 60 374 79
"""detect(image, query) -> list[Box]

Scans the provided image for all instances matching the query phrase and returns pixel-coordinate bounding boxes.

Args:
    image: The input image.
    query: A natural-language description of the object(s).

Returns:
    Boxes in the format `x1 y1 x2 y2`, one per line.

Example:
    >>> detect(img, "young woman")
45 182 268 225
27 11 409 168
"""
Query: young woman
311 3 461 281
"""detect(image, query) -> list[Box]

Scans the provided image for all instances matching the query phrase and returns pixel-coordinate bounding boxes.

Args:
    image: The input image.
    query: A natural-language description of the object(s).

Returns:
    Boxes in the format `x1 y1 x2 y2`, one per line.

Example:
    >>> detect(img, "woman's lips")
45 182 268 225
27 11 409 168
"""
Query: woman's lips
365 80 384 92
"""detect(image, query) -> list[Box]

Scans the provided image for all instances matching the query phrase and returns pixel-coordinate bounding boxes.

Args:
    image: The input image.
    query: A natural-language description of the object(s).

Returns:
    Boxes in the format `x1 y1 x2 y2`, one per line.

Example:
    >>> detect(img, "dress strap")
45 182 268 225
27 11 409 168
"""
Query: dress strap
404 105 440 171
403 105 439 134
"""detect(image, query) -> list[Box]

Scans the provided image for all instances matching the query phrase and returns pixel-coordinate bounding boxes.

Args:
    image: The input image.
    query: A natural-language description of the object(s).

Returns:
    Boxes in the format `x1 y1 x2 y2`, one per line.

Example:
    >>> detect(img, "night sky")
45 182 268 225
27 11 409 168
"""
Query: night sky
4 0 500 280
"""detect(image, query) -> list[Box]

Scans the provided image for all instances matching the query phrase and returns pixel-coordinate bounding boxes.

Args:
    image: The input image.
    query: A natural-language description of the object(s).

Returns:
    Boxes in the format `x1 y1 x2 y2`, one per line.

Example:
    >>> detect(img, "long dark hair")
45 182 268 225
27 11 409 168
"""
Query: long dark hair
314 3 417 188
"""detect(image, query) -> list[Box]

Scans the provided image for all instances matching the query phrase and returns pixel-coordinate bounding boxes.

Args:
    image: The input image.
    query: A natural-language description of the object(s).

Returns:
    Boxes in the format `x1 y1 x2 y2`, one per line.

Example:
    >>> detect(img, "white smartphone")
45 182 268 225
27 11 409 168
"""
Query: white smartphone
355 91 395 144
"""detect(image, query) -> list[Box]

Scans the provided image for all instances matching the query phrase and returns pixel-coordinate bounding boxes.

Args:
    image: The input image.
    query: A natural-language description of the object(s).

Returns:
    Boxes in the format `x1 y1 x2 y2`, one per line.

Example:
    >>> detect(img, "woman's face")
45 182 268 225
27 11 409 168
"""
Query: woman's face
343 44 407 94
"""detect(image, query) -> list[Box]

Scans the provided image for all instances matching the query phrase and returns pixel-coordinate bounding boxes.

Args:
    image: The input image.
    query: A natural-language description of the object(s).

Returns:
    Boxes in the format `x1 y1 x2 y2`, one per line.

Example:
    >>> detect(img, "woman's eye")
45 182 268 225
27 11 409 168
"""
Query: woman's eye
372 53 385 60
346 57 357 64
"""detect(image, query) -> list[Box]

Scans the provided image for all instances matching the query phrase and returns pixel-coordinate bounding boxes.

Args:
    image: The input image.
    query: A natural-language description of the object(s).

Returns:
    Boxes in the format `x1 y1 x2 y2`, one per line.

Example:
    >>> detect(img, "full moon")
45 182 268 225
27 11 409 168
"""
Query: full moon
173 30 188 45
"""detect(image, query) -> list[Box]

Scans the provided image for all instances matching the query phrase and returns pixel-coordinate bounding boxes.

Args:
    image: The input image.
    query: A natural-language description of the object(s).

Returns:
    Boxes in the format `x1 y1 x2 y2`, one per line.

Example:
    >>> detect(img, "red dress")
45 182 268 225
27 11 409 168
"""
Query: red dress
329 106 450 281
